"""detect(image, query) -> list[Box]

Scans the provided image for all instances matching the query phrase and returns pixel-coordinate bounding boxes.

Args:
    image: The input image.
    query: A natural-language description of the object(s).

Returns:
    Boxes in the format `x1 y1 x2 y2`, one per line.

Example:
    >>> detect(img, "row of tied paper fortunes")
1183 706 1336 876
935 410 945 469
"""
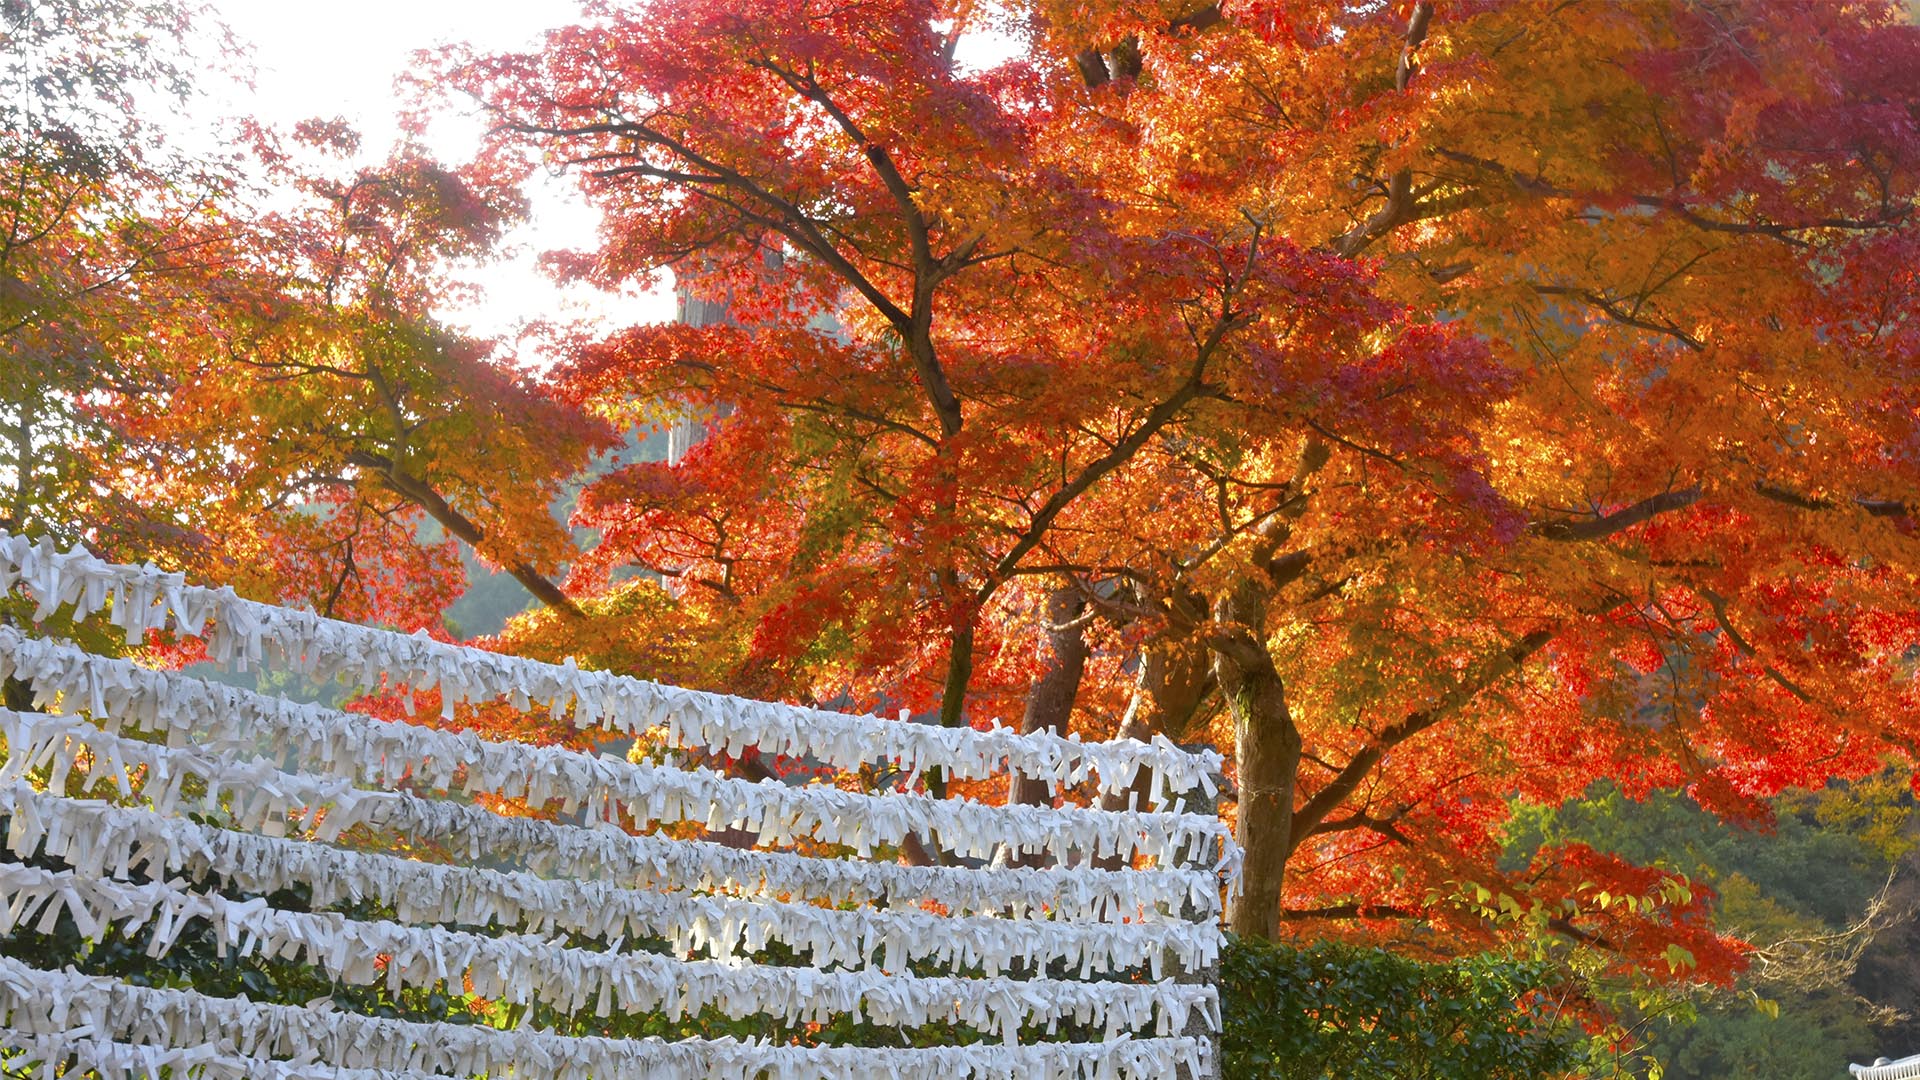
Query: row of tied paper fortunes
0 537 1227 1079
0 782 1215 977
0 737 1213 1068
0 627 1231 869
0 862 1215 1041
0 956 1213 1080
0 693 1219 1026
0 714 1217 922
0 709 1218 1074
0 532 1225 809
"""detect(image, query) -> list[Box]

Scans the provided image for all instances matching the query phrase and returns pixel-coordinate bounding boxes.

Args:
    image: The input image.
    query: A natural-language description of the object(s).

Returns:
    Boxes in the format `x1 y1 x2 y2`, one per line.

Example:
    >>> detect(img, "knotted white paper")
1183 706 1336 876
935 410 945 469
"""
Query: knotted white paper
0 783 1216 977
0 711 1219 922
0 956 1213 1079
0 1032 455 1080
0 630 1233 869
0 532 1225 805
0 531 1234 1080
0 862 1218 1040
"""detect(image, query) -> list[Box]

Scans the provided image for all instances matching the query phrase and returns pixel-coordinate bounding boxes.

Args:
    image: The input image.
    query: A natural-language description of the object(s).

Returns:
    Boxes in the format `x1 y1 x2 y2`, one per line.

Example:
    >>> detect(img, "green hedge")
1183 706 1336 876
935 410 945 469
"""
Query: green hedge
1222 937 1594 1080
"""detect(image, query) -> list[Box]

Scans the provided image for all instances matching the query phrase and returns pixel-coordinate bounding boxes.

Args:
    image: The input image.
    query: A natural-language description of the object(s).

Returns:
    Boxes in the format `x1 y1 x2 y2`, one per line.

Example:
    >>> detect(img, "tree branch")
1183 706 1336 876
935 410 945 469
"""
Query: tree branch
1307 810 1415 847
1698 586 1815 704
1289 627 1556 850
1528 487 1703 541
1279 903 1417 921
1754 482 1909 519
345 450 583 619
979 303 1247 598
1532 284 1704 350
1329 1 1434 259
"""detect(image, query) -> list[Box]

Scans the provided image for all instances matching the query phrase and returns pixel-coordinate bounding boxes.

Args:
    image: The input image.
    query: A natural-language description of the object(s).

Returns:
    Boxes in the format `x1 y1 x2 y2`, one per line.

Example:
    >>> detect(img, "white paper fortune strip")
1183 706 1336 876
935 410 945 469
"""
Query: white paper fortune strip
0 630 1231 868
0 784 1215 976
0 532 1222 805
0 863 1217 1042
0 1032 457 1080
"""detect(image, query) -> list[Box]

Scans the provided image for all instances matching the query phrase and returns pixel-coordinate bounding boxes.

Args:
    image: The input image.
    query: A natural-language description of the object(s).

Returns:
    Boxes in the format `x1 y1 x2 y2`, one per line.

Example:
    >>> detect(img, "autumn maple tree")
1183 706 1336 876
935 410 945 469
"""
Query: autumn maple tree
0 1 237 554
122 124 615 629
1 0 613 631
425 0 1920 995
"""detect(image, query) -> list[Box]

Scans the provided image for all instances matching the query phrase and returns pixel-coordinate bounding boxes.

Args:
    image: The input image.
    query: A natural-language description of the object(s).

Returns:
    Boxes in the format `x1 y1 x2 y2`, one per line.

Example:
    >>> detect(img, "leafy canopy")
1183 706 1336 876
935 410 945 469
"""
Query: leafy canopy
439 0 1920 993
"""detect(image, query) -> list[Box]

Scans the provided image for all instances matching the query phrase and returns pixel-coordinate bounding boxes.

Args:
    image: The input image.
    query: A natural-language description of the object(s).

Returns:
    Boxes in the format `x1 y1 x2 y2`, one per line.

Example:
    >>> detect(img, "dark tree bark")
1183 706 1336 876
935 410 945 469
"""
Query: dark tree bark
1004 586 1091 867
345 449 583 620
1207 439 1327 939
1213 582 1300 941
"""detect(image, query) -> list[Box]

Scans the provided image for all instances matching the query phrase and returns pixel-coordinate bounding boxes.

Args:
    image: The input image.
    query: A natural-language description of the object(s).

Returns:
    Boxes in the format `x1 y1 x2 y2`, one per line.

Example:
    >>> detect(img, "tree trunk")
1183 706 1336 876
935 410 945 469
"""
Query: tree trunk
1009 587 1089 807
1212 575 1300 941
936 616 974 731
7 396 35 534
1216 633 1299 940
1005 587 1090 868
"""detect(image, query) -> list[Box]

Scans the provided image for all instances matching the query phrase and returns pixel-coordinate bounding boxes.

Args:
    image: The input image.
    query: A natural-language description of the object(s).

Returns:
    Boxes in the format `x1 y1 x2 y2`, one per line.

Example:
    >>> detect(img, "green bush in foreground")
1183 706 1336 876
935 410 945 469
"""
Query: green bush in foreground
1222 937 1595 1080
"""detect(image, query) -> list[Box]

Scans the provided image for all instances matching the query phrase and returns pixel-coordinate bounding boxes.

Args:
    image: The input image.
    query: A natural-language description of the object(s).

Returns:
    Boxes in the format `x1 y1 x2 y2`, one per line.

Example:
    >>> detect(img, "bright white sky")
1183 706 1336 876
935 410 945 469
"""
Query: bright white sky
206 0 678 344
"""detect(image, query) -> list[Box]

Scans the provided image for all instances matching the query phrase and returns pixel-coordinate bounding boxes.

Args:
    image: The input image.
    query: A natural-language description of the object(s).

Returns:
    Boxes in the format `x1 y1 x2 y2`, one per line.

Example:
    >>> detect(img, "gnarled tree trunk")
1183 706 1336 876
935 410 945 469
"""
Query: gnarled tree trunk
1213 588 1300 941
1210 438 1326 939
